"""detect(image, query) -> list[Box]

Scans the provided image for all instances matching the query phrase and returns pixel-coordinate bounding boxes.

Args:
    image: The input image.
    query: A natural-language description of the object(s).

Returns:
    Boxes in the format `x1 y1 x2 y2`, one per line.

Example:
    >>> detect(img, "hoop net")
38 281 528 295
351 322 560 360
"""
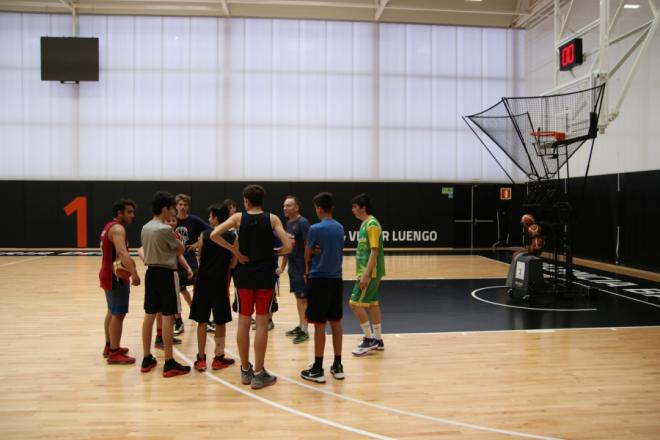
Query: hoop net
464 84 605 182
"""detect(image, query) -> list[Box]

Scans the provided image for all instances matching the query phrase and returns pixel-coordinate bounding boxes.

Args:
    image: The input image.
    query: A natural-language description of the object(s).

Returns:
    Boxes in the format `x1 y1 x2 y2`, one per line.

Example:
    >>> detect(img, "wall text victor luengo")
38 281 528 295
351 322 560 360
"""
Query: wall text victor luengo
347 230 438 242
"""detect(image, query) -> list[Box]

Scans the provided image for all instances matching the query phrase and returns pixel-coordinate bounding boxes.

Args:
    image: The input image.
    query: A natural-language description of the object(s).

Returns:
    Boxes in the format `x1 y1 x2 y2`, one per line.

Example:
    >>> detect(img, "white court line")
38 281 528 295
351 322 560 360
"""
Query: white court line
471 285 598 312
0 256 48 268
219 343 560 440
477 254 660 310
173 348 394 440
342 325 660 337
572 281 660 309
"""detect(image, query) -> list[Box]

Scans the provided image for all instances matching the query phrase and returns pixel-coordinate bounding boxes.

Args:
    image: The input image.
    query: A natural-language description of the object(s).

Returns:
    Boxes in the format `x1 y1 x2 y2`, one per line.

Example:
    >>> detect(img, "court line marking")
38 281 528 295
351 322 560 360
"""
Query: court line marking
218 343 560 440
477 254 660 309
471 285 598 312
341 325 660 337
572 281 660 309
0 256 49 268
173 348 394 440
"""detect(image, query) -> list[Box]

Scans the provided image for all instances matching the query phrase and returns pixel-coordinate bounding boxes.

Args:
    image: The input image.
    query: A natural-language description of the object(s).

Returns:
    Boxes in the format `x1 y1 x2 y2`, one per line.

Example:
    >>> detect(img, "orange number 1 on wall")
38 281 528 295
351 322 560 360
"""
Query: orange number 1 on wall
64 196 88 248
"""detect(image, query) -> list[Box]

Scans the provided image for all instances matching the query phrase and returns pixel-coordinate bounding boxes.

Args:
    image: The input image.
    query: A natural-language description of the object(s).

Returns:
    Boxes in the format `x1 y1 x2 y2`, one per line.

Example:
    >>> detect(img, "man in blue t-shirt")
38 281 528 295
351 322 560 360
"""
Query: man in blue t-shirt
175 194 211 334
300 192 345 384
277 196 311 344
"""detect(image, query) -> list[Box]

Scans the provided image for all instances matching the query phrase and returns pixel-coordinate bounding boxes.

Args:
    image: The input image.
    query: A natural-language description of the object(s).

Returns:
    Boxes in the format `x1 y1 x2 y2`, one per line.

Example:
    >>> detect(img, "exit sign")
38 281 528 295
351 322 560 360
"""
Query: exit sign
500 187 512 200
559 38 583 71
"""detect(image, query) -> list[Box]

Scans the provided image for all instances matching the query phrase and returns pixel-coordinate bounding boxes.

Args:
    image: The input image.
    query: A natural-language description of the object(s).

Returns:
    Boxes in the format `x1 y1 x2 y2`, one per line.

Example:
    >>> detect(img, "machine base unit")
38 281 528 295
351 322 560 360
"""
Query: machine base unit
510 254 545 301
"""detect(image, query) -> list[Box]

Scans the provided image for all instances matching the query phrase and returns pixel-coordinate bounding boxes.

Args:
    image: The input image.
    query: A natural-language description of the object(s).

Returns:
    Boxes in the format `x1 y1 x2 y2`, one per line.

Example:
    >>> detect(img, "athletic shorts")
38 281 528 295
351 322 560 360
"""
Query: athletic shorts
144 266 181 316
288 267 306 298
349 277 382 307
178 266 197 290
189 277 232 325
105 281 130 315
306 277 343 324
236 288 275 316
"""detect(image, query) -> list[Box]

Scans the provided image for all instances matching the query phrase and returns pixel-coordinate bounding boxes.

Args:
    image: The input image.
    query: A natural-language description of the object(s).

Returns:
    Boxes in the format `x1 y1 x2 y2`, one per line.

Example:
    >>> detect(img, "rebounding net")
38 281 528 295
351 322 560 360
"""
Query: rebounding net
464 84 605 182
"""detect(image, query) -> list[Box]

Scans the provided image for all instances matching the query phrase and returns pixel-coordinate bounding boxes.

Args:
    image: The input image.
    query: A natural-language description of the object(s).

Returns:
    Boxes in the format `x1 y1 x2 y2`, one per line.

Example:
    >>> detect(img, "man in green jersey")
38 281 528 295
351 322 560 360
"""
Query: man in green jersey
349 193 385 356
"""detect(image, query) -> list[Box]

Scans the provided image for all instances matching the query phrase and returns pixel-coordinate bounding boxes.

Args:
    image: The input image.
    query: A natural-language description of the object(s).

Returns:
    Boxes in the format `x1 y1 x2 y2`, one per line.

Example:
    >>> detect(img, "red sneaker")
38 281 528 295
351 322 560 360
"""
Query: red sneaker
107 351 136 365
212 355 235 370
103 346 129 358
194 355 207 372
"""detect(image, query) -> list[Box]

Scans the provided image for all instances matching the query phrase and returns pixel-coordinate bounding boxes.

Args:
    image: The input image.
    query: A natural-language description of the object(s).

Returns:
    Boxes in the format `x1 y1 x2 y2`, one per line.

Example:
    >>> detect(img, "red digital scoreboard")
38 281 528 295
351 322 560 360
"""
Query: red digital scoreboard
559 38 583 71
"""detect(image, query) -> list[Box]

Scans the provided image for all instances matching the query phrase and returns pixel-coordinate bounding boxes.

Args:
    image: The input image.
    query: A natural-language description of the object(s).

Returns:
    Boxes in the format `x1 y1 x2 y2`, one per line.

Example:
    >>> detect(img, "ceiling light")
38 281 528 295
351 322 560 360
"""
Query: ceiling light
623 4 641 8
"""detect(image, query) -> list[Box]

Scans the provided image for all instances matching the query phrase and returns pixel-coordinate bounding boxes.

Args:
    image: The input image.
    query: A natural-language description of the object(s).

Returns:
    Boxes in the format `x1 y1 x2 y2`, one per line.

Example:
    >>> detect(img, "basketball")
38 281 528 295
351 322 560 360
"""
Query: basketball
527 223 542 237
521 213 535 227
529 236 545 255
113 259 131 280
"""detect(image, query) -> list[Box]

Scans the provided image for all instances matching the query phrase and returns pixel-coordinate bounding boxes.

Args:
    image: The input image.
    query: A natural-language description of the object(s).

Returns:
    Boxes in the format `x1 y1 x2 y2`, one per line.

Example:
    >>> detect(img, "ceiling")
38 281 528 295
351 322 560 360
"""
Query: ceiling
0 0 553 28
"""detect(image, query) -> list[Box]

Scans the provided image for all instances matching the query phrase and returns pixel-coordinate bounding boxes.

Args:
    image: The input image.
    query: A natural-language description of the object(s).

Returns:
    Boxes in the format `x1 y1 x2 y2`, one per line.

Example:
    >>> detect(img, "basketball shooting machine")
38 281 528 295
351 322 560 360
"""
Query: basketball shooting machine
463 84 606 298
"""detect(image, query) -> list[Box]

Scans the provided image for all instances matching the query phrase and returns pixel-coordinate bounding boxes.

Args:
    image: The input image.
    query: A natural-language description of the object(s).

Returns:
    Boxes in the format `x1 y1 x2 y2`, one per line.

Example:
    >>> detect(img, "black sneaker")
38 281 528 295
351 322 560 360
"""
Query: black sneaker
285 326 302 337
174 321 184 335
330 363 345 380
140 355 157 373
207 321 216 333
163 359 191 377
301 366 326 384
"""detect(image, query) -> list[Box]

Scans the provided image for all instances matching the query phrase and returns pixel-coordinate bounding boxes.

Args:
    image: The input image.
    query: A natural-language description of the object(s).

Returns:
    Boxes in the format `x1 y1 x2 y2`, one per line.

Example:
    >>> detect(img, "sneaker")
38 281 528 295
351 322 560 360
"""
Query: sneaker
140 355 157 373
173 321 184 335
251 318 256 330
268 320 275 331
375 338 384 350
330 363 345 380
251 369 277 389
163 359 191 377
240 363 254 385
285 326 302 337
212 355 235 370
300 367 326 384
107 351 136 365
207 321 216 333
103 346 129 358
293 331 309 344
352 337 378 356
194 355 207 372
154 336 182 349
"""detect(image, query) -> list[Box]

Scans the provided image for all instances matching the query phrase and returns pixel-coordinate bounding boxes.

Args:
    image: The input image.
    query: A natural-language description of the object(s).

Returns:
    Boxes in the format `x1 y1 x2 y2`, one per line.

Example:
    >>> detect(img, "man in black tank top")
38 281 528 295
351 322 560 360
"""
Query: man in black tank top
210 184 292 390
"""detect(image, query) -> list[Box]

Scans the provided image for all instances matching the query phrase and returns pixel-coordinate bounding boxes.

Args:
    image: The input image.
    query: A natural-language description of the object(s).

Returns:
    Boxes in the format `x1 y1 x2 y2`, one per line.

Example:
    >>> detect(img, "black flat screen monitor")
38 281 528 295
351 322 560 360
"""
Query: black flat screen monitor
41 36 99 82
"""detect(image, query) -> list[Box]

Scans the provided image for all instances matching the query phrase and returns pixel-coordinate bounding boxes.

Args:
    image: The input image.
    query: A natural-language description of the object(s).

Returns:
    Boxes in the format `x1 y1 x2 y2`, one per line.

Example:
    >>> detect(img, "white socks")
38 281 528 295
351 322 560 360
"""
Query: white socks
360 322 373 339
372 324 382 340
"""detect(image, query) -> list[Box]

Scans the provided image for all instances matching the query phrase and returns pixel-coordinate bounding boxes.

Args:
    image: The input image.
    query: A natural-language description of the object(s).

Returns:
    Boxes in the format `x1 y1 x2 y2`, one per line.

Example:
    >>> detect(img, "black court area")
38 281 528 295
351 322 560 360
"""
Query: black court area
340 259 660 334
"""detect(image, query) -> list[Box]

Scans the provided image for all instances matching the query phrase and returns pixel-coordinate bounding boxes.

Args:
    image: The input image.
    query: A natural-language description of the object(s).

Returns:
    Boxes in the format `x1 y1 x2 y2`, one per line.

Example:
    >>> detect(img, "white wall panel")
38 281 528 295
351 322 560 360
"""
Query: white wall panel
107 126 134 178
134 127 163 178
0 126 24 177
1 12 525 182
190 126 217 179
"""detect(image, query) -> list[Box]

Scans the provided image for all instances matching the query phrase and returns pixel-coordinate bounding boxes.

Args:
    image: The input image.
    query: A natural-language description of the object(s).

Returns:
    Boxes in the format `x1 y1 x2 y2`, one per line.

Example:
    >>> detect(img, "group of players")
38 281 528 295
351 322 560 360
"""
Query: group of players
99 184 386 388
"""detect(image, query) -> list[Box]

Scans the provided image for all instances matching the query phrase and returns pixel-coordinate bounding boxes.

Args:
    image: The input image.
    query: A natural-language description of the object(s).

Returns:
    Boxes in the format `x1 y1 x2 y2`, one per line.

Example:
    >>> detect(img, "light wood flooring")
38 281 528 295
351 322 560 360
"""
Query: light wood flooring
1 255 659 439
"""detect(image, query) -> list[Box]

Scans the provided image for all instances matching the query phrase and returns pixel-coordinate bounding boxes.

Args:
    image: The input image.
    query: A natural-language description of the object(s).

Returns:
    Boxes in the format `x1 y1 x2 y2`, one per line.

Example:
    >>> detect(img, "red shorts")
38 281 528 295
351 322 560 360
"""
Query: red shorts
236 288 275 316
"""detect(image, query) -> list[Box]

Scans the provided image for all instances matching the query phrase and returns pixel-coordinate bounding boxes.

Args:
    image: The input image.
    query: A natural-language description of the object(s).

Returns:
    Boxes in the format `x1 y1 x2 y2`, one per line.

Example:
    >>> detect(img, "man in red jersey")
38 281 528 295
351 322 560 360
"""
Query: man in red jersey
99 199 141 365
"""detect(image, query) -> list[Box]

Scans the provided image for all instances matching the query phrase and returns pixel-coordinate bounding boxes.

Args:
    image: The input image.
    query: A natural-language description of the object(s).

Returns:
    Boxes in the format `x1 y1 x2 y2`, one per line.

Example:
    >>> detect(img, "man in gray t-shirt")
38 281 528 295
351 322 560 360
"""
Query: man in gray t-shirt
141 219 180 270
139 191 190 378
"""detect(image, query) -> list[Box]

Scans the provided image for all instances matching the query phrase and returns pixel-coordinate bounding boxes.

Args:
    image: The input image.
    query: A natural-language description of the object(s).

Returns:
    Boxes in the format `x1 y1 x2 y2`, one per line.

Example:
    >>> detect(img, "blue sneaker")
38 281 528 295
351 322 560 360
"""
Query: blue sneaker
352 337 378 356
375 338 384 350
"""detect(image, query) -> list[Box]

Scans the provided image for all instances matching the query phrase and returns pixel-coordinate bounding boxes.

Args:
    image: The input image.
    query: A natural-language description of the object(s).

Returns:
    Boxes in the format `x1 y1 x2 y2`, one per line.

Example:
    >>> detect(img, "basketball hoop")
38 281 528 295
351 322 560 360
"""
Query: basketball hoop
530 131 567 157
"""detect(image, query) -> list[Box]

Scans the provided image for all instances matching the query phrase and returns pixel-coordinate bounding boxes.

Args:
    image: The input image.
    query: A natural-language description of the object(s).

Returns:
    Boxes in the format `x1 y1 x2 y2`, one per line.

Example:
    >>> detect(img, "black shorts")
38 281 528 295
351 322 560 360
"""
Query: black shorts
305 277 343 324
144 266 180 316
178 266 197 290
189 276 232 325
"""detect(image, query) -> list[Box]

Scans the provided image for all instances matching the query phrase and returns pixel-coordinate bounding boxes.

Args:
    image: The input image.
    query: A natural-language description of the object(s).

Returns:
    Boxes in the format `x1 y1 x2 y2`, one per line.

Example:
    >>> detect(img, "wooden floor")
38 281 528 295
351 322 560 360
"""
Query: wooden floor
1 255 660 439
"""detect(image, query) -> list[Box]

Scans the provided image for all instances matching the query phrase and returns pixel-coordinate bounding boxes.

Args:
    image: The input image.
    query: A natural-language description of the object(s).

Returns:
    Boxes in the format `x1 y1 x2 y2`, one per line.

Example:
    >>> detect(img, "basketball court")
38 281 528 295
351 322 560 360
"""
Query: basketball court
1 1 660 439
1 251 659 439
